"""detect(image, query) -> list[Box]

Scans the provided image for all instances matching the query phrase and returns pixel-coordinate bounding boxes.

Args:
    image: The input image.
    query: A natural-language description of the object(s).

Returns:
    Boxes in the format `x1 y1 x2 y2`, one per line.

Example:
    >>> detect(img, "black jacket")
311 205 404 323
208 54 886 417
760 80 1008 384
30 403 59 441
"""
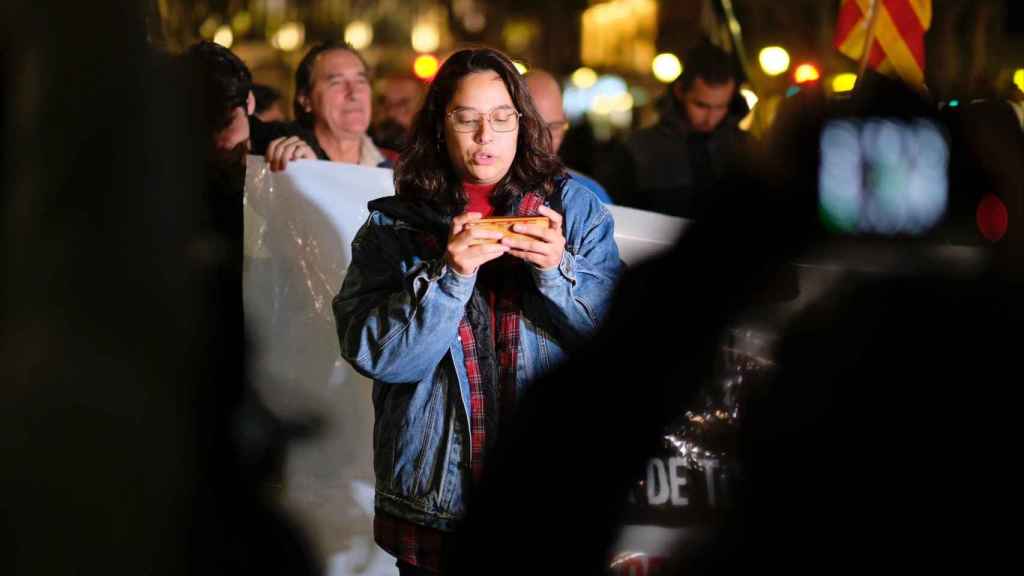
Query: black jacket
604 90 752 218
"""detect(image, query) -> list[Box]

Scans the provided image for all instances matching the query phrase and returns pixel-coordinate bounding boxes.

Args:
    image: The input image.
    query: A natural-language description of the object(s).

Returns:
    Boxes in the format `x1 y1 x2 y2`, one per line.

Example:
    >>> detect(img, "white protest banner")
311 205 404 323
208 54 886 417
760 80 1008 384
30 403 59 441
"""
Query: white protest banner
244 156 395 576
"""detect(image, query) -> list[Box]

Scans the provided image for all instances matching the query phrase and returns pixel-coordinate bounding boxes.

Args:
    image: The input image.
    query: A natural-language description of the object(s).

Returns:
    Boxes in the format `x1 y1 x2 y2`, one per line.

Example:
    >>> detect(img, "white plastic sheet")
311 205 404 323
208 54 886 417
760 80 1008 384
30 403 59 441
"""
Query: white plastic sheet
243 156 687 575
606 203 687 265
244 156 396 575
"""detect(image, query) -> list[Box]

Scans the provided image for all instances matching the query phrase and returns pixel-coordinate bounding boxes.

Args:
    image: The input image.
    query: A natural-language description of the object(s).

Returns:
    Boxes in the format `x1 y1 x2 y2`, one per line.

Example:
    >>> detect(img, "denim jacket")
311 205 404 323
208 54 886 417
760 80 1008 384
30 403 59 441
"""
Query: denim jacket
333 178 622 531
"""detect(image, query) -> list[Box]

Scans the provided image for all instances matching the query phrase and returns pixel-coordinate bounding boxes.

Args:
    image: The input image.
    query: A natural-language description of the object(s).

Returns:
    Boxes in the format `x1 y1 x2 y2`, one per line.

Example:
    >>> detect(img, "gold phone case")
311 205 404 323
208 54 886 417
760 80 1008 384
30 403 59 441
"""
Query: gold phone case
466 216 550 245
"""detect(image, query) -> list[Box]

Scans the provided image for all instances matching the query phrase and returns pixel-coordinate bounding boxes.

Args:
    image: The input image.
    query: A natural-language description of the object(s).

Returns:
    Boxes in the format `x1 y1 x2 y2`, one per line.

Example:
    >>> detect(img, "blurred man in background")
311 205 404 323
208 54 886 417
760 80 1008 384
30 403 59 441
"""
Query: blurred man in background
249 42 395 169
187 40 256 178
526 69 613 204
294 42 397 166
369 74 425 152
603 40 751 218
377 74 424 130
252 83 287 123
187 41 313 175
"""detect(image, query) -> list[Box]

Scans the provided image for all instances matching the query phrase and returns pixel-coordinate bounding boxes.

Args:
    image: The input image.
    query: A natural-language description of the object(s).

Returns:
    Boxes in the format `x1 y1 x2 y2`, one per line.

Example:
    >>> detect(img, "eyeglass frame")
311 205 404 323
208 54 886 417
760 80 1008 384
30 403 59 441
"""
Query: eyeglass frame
445 106 523 133
545 120 570 134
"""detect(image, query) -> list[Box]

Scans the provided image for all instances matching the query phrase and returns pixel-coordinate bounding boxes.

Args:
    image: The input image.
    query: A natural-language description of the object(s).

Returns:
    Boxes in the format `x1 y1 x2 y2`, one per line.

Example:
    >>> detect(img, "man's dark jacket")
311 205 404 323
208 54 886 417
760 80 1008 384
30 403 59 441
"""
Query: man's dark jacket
603 88 752 218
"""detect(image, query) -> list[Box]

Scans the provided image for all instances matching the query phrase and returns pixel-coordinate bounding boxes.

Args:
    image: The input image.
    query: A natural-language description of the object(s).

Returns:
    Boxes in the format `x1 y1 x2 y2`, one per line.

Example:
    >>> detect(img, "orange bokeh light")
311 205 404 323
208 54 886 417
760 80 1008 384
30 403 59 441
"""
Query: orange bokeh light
793 63 821 84
413 54 439 80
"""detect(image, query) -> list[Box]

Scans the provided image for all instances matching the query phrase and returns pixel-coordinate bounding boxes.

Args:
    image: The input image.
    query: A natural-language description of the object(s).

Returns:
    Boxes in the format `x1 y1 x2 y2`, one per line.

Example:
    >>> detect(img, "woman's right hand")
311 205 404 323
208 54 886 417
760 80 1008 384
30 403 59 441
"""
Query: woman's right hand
445 212 509 276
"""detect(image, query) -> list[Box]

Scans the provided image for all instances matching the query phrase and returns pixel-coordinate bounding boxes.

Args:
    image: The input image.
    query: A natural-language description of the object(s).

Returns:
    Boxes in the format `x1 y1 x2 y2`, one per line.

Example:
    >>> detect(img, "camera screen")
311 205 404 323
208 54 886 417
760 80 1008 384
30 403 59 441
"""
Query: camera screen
818 118 949 236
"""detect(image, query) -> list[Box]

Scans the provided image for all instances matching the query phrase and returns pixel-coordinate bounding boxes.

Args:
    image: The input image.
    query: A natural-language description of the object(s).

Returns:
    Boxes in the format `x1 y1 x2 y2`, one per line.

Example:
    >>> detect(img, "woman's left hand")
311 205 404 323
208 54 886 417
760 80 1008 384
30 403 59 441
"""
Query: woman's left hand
501 205 565 271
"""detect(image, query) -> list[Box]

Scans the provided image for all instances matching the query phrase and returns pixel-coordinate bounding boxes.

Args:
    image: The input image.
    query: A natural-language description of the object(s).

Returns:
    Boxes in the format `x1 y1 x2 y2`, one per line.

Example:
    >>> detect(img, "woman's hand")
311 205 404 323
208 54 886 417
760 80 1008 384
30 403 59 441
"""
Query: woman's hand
266 136 316 172
445 212 510 276
501 206 565 271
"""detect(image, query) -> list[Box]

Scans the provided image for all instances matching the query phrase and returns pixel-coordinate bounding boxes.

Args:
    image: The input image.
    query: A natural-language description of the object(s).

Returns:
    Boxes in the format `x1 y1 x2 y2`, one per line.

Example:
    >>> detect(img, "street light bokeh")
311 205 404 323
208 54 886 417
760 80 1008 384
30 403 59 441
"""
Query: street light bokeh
231 11 252 35
571 67 598 89
832 73 857 93
272 22 305 52
213 25 234 49
651 53 682 84
413 54 440 80
758 46 791 76
739 87 758 132
793 63 821 84
345 21 373 51
740 87 758 110
411 22 440 53
199 15 220 40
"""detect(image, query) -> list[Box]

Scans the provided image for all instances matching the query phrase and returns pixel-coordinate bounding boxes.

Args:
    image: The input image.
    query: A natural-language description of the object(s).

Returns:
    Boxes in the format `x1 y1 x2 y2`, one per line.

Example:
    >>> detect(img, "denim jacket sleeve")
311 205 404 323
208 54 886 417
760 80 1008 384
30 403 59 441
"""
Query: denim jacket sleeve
530 181 622 344
332 214 475 383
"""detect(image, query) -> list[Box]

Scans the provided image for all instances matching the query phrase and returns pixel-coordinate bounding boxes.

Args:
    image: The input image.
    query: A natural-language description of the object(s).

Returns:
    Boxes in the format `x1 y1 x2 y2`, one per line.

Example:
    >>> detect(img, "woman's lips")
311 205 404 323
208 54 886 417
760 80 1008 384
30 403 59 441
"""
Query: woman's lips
472 152 495 165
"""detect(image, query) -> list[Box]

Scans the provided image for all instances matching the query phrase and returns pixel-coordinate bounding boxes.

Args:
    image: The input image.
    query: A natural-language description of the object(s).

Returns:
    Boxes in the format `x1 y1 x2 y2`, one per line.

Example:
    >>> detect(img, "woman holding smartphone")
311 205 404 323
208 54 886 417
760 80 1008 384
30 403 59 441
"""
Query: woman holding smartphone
332 47 621 575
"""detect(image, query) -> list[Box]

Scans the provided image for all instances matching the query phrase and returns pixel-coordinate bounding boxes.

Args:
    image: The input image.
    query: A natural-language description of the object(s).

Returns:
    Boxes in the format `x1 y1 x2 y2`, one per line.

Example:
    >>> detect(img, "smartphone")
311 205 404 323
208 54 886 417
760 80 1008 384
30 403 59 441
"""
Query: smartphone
466 216 550 245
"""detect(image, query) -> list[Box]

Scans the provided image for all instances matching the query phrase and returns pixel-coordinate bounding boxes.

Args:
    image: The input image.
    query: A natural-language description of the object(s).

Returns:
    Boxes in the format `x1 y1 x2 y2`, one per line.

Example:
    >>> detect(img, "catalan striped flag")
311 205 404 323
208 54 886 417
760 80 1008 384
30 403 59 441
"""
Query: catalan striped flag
834 0 931 87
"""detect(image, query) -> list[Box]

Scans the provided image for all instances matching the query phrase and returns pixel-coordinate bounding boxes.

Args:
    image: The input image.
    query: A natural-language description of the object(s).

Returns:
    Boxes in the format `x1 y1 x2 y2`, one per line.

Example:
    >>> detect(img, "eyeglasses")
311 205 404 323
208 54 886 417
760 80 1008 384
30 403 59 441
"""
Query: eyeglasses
546 120 570 134
447 106 521 133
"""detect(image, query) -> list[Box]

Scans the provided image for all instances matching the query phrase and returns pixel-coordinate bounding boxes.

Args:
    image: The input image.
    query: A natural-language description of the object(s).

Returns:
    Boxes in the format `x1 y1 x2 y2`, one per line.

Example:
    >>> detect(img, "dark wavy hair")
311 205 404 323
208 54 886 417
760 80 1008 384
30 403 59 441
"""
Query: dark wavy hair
293 42 369 129
185 40 252 133
395 47 564 214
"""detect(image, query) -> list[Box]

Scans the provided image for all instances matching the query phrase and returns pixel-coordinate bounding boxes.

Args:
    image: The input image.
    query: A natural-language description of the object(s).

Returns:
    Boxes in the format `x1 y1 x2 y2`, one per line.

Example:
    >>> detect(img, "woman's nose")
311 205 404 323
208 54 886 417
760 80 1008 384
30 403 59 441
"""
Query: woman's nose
474 119 494 143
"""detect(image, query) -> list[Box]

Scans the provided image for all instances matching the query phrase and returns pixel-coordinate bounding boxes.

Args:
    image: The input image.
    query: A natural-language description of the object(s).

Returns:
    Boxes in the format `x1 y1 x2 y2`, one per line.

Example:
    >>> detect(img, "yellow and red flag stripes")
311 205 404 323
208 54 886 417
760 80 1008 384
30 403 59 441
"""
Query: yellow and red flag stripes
835 0 931 87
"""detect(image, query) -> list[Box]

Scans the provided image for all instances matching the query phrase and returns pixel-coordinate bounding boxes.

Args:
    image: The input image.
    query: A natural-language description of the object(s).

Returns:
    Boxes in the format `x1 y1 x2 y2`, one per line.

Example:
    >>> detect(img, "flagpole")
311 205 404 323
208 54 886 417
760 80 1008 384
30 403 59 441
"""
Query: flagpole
855 0 883 89
719 0 753 87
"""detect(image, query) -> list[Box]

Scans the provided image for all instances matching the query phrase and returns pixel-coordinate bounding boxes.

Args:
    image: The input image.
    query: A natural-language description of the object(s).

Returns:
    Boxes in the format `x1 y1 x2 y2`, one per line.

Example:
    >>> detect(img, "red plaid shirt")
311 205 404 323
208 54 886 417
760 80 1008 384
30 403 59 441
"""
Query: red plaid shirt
374 511 451 573
460 189 540 480
374 189 545 572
